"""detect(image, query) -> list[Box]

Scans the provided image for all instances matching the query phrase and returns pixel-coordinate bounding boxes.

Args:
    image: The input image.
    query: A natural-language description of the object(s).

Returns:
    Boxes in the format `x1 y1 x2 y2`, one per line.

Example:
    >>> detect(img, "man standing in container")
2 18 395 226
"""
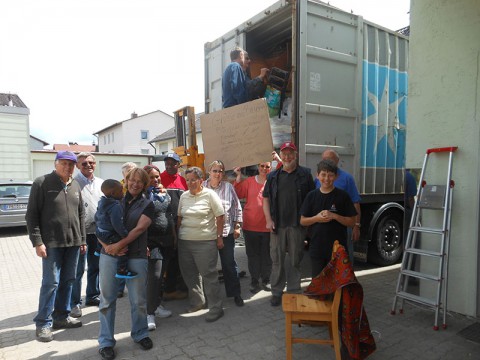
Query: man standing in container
26 151 86 342
263 142 315 307
222 46 247 108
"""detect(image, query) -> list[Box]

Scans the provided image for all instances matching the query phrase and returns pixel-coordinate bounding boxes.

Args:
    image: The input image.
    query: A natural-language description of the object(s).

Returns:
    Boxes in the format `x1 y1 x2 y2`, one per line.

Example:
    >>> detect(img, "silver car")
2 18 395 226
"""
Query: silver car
0 181 32 228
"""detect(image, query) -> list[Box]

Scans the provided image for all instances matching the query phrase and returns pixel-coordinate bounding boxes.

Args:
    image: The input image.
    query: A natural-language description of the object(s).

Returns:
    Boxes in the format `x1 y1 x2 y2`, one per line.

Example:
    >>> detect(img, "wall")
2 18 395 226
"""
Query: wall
0 107 31 180
407 0 480 316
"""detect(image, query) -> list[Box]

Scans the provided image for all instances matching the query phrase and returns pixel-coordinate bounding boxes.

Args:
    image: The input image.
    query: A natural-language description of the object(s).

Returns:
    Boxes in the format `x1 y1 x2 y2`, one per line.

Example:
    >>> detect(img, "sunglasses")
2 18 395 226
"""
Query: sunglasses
81 161 96 167
211 169 224 174
259 165 271 169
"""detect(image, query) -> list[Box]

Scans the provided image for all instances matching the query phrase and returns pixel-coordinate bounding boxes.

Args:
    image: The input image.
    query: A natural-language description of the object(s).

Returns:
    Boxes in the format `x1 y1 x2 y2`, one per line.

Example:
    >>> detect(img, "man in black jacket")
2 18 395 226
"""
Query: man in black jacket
263 142 315 306
26 151 86 342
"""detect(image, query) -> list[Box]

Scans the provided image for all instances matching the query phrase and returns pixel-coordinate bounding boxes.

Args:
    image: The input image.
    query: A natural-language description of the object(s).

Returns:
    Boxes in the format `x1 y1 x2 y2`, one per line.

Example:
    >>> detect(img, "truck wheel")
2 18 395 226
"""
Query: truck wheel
368 211 403 266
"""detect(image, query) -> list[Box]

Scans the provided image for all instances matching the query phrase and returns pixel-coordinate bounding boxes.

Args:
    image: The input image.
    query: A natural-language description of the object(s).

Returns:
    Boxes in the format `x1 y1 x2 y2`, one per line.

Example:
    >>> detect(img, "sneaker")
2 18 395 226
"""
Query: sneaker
70 305 82 318
99 346 115 360
205 309 224 323
36 326 53 342
270 295 282 307
154 305 172 318
147 314 156 331
52 316 82 329
137 336 153 350
262 282 272 292
115 270 138 279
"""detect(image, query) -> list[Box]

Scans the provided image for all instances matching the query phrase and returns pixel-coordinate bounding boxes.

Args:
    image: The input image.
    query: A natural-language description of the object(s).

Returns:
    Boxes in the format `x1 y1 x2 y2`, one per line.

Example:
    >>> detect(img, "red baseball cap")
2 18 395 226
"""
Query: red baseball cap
280 142 297 151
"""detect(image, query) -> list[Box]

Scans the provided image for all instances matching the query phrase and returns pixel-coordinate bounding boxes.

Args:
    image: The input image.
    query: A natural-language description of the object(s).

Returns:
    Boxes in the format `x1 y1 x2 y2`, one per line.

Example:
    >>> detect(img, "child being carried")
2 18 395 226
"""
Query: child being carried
95 179 137 279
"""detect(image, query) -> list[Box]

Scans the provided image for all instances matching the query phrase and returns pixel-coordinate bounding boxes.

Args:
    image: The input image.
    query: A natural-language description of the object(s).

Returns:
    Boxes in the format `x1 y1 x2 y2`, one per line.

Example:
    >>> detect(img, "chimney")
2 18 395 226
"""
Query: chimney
131 112 138 118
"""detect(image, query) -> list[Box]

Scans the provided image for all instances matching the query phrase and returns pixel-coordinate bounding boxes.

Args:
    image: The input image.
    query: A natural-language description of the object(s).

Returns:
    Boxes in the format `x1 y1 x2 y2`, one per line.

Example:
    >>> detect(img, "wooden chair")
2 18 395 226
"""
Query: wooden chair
282 241 342 360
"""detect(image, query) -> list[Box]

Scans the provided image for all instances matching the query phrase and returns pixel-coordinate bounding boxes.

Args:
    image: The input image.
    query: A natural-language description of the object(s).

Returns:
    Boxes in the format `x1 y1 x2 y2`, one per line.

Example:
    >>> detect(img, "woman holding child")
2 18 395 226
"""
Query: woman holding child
97 167 154 360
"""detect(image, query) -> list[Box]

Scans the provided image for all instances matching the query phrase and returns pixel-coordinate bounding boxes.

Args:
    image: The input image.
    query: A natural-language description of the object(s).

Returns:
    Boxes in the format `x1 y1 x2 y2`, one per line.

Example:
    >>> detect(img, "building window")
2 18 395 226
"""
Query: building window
111 132 114 142
108 134 111 144
141 148 149 155
141 130 149 140
103 135 106 145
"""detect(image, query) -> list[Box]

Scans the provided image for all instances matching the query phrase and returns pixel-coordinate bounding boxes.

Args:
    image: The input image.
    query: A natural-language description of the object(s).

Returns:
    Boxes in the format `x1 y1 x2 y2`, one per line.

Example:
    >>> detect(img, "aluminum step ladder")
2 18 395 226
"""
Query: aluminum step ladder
391 146 457 330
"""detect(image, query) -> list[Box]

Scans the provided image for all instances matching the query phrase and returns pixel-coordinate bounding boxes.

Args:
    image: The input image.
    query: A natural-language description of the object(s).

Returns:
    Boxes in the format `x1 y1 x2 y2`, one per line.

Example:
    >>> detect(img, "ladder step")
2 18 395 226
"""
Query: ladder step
401 269 441 282
404 248 443 257
396 291 439 308
409 226 444 234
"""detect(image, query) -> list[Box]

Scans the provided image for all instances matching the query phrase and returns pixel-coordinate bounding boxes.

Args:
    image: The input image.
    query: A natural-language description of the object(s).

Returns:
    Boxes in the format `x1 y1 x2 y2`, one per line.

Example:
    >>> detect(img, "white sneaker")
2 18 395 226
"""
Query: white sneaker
154 305 172 318
147 314 156 331
70 305 82 318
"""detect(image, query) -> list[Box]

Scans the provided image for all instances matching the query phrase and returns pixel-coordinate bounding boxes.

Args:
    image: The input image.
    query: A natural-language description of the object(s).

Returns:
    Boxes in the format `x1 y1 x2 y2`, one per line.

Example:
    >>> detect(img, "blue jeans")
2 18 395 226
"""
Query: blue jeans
71 234 101 307
98 254 148 348
34 246 80 328
218 234 241 297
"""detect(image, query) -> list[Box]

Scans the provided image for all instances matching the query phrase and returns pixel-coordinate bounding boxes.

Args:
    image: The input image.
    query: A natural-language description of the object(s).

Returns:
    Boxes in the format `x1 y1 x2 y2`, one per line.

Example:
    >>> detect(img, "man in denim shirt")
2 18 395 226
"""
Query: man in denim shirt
222 46 247 108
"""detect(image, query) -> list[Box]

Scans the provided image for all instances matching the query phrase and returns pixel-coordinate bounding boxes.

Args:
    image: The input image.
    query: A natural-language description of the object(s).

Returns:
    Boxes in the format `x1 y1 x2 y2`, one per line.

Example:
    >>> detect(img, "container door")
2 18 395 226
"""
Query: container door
204 34 246 114
296 0 362 178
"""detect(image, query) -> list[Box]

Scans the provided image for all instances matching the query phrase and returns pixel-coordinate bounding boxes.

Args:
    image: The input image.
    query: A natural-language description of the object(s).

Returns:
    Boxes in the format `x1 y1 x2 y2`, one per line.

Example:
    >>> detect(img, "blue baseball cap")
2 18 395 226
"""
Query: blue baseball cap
164 153 181 163
55 151 77 163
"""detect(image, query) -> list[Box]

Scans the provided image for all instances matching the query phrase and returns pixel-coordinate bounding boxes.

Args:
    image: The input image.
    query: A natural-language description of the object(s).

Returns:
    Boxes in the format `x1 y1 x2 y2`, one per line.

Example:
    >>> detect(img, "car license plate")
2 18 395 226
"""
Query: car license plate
4 204 28 210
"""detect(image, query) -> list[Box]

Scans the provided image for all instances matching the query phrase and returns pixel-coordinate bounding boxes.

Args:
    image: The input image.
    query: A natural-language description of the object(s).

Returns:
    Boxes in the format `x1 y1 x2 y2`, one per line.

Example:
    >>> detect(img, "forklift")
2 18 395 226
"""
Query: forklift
171 106 205 173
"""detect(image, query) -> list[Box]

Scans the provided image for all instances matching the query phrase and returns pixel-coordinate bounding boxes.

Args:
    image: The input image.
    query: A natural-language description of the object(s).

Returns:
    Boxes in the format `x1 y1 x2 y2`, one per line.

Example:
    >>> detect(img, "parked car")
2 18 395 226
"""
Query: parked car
0 181 32 228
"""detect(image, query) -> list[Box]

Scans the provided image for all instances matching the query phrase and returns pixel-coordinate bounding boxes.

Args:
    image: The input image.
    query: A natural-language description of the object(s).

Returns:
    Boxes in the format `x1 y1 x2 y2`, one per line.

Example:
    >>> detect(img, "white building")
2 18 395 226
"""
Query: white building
94 110 174 155
149 115 204 155
0 94 31 180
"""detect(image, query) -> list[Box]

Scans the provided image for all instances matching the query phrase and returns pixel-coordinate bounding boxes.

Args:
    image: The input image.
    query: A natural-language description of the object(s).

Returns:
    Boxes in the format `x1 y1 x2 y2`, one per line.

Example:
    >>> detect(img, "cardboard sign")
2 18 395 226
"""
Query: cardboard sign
200 99 274 171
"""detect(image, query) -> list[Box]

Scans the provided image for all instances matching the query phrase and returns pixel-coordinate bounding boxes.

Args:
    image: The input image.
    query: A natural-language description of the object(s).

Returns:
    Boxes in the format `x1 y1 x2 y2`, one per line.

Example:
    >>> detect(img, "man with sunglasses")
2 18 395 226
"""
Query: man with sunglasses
70 152 104 317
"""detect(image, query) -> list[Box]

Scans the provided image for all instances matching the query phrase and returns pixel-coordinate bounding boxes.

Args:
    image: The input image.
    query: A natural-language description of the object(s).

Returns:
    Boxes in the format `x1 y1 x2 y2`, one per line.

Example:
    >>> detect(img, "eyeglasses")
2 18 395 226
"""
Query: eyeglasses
211 169 224 174
259 165 271 169
81 161 96 167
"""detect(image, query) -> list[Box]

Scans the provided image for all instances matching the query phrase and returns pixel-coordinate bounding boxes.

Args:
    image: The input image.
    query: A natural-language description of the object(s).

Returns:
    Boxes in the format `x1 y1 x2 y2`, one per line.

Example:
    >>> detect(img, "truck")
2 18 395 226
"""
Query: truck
203 0 409 266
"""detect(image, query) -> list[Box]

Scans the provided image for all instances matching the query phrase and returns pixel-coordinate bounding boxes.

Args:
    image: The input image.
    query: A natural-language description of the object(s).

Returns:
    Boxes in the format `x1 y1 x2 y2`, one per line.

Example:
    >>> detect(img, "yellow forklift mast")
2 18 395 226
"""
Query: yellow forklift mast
172 106 205 173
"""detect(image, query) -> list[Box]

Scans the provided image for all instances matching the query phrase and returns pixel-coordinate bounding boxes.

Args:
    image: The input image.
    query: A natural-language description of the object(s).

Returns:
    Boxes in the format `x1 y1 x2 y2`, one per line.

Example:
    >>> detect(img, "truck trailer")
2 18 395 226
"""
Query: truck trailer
204 0 409 265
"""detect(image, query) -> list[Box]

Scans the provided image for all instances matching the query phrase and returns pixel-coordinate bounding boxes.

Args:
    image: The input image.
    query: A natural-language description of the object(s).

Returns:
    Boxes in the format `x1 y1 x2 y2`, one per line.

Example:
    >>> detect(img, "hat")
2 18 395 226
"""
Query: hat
55 151 77 163
164 153 181 163
280 142 297 151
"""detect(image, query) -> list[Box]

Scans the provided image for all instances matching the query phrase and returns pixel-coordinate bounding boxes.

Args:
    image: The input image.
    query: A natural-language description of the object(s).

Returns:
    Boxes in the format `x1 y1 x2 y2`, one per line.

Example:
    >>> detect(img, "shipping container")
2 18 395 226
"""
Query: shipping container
204 0 409 265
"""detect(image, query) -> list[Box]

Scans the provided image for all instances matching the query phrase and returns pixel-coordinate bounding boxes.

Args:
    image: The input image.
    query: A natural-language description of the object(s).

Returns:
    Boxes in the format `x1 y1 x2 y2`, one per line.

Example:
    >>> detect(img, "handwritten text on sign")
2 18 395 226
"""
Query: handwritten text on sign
200 99 274 171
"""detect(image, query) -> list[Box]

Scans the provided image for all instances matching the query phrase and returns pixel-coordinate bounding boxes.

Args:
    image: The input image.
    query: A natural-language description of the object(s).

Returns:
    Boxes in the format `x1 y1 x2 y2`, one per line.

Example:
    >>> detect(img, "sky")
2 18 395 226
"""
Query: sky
1 0 409 147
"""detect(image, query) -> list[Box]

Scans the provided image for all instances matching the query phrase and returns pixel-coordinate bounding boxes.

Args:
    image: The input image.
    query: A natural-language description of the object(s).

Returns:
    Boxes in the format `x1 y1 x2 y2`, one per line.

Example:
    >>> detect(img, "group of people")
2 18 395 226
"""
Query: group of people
26 142 362 360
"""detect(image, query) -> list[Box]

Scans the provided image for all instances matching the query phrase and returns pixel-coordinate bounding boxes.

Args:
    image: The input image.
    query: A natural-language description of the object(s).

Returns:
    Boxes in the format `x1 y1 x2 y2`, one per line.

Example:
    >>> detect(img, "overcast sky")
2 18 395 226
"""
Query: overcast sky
1 0 409 147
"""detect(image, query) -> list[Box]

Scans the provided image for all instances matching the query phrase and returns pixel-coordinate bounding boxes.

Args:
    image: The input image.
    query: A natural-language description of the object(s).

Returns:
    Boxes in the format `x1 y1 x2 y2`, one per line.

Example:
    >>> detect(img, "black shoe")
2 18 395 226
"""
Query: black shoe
239 270 246 278
250 281 261 294
270 295 282 307
137 337 153 350
205 309 224 322
234 296 244 307
85 297 100 306
52 316 82 329
99 347 115 360
262 282 272 292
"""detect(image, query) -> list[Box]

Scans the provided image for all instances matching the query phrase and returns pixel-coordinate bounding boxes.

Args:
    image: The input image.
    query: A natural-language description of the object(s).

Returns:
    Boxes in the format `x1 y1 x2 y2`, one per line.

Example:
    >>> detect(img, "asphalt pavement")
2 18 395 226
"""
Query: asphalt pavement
0 227 479 360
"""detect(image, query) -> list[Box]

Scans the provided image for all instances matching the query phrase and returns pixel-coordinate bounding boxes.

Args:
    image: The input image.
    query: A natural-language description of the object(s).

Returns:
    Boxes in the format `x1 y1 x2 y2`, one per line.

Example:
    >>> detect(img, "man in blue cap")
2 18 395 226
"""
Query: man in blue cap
26 151 86 342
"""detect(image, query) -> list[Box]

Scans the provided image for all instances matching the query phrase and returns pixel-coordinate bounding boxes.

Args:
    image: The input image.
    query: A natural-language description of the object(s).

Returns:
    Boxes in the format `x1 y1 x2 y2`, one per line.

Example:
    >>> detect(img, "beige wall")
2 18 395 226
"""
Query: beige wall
407 0 480 316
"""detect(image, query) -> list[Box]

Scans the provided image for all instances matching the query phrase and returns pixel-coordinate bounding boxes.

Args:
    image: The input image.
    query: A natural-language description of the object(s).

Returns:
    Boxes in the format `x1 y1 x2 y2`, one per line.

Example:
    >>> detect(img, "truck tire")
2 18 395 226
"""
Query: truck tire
368 211 403 266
